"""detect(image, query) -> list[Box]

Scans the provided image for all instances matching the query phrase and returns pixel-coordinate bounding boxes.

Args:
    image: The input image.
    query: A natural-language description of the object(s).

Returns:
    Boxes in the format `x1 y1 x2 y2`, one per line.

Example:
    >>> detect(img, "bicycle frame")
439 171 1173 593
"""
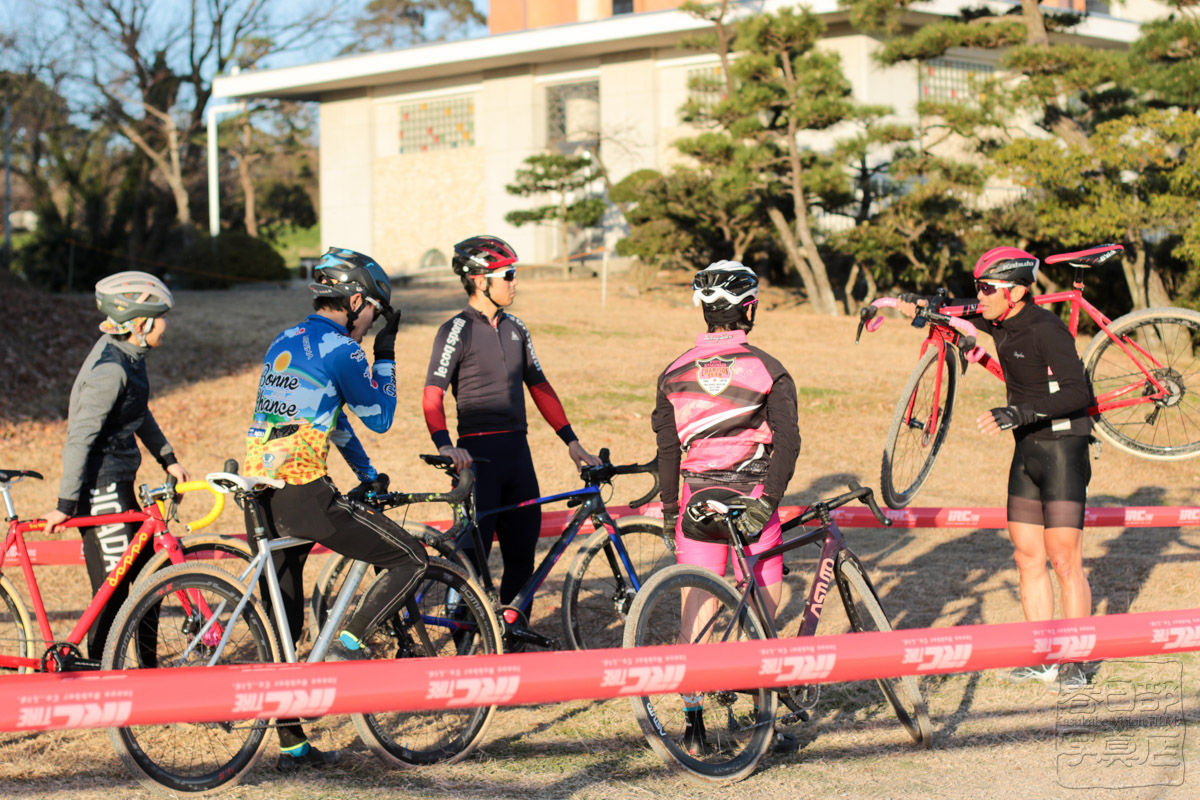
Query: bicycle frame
0 479 223 672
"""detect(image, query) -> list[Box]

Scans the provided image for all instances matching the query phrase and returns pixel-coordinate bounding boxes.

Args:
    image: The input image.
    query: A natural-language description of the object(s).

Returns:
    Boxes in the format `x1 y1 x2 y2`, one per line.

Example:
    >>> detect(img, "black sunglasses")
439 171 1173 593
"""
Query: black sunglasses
975 280 1016 296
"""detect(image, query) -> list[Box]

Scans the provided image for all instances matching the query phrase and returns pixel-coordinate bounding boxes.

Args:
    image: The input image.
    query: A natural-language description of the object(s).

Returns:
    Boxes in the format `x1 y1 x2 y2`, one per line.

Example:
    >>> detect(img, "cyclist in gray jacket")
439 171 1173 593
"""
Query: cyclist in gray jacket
42 272 189 662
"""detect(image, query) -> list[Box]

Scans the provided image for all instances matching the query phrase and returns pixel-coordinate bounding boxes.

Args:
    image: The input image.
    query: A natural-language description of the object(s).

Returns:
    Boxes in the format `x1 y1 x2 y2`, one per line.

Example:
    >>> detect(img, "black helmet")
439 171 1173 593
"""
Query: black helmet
682 486 748 543
452 235 518 276
692 260 759 312
311 247 392 308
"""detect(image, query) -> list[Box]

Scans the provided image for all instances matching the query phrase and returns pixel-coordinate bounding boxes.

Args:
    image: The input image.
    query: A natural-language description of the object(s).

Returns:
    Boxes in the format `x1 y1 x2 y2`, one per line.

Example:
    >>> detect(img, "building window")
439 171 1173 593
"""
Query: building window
686 64 726 115
613 0 634 14
398 95 474 154
546 81 600 149
918 57 995 104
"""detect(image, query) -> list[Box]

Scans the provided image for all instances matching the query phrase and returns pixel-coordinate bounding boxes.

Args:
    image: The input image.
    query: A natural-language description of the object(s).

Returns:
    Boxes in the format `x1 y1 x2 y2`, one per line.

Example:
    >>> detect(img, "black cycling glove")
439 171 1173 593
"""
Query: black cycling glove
348 473 389 503
662 501 679 537
742 495 777 534
988 406 1032 431
373 306 401 361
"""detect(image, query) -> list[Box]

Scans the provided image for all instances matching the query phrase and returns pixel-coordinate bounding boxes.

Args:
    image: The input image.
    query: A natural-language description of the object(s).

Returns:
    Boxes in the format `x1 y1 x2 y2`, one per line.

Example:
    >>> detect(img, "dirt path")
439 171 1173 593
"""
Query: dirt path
2 275 1199 799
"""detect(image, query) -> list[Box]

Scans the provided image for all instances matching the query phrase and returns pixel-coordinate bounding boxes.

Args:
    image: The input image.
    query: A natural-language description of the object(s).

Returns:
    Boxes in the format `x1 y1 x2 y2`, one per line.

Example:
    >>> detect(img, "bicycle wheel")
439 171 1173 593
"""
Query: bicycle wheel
0 574 34 674
881 345 959 509
103 563 279 794
141 533 254 581
352 558 502 767
1083 307 1200 460
623 564 775 783
561 515 676 650
308 524 475 640
833 550 932 746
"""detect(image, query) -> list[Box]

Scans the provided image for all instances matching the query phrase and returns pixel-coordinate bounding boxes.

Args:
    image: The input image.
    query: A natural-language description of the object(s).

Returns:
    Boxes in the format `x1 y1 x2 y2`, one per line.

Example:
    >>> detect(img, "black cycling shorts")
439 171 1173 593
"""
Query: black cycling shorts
1006 436 1091 529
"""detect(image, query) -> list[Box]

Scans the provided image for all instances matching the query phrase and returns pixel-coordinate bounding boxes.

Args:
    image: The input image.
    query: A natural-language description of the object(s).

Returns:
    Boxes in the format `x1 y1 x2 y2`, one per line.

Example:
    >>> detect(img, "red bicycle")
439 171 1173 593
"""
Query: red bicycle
857 243 1200 509
0 467 249 673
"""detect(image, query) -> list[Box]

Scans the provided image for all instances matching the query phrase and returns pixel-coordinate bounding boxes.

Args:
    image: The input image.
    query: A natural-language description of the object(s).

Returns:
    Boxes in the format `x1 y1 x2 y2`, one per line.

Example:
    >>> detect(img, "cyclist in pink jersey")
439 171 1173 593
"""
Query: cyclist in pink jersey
651 260 800 755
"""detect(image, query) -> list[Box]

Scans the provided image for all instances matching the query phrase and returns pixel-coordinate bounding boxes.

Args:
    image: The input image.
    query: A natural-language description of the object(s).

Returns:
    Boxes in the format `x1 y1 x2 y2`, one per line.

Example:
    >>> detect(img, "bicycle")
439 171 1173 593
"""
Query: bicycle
0 466 249 674
624 483 931 783
313 449 672 653
856 243 1200 508
102 466 502 794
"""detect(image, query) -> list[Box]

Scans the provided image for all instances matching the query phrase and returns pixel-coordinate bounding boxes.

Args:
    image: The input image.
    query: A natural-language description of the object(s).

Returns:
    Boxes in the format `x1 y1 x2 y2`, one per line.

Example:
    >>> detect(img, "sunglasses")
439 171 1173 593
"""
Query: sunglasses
484 269 516 282
975 280 1016 296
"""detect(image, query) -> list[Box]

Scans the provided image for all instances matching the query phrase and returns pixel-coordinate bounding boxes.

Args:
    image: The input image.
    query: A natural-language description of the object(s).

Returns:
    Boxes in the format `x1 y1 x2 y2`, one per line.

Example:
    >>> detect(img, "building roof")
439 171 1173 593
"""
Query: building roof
213 0 1143 102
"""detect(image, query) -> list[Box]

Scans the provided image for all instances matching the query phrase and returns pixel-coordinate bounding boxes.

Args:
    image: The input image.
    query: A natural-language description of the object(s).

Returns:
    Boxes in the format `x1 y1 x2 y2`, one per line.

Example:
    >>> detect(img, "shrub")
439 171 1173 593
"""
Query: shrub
173 231 289 289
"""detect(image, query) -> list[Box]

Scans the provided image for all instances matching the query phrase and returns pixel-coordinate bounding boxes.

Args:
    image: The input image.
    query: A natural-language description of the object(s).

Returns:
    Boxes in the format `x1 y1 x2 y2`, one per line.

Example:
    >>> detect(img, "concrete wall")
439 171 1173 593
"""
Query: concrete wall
319 92 375 256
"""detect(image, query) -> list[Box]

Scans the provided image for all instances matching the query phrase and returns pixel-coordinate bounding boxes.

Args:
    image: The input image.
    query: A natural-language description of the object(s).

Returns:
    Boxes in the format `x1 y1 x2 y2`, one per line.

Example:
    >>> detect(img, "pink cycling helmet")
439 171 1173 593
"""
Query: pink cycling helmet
973 246 1039 285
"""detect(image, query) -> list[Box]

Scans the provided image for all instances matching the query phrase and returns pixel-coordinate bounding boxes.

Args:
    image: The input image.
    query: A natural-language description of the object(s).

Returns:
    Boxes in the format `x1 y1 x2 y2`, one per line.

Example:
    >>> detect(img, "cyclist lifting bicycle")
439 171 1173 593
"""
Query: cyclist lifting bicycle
245 247 428 770
422 234 601 608
41 272 191 662
897 246 1094 691
650 260 801 755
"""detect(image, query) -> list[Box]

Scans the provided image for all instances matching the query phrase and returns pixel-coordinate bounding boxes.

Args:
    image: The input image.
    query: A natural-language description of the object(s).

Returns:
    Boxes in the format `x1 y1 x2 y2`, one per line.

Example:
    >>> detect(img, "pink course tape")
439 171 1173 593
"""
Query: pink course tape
3 606 1200 732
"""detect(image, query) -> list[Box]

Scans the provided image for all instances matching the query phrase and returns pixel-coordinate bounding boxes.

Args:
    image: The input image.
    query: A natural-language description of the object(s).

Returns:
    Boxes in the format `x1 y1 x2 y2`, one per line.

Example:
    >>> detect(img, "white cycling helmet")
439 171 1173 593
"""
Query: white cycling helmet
96 271 174 334
692 260 758 311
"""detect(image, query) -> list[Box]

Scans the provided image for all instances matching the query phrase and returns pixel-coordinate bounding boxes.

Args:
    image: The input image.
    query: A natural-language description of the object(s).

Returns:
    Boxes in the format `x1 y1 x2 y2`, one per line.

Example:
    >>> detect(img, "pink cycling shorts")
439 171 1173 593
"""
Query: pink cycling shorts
673 482 784 586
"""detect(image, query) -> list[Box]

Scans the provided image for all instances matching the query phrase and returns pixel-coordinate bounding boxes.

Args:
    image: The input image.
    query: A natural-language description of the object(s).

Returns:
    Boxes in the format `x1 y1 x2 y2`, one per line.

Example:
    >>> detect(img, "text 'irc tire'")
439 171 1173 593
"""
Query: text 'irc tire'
881 345 959 509
833 551 932 746
103 563 278 794
623 564 775 783
141 533 255 582
562 516 676 651
1083 307 1200 460
0 574 34 674
352 558 502 767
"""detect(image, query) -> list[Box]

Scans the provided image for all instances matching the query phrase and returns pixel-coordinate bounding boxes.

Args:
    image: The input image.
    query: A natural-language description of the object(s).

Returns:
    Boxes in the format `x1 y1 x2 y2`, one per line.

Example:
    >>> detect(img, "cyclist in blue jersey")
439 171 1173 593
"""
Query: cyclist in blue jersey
246 247 427 771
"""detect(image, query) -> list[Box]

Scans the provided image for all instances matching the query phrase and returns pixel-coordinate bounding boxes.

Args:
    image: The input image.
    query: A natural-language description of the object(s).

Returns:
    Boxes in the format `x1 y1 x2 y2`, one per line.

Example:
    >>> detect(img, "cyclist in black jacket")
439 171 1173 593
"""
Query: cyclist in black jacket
899 247 1094 691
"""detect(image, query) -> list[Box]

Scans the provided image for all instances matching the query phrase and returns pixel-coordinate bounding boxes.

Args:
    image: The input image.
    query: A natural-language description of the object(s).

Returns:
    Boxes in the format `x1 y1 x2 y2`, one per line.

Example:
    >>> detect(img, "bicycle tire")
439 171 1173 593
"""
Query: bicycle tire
0 574 35 674
352 558 502 767
623 564 775 783
308 523 476 641
833 551 932 746
103 563 279 794
141 533 254 582
881 345 959 509
561 515 676 650
1083 307 1200 460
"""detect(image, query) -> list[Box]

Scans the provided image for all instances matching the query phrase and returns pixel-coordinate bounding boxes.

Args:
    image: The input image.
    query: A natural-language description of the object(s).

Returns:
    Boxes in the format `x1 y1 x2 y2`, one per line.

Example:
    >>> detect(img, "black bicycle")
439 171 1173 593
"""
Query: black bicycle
624 482 931 782
313 450 673 653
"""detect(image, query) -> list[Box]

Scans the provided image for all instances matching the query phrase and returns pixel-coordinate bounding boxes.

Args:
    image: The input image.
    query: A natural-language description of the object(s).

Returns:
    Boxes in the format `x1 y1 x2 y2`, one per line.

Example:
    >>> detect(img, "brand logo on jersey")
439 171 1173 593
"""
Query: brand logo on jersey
433 317 467 378
696 356 735 396
602 664 687 694
1013 351 1025 359
903 643 973 671
1033 633 1096 661
511 331 520 341
232 687 336 718
272 351 291 372
427 675 520 706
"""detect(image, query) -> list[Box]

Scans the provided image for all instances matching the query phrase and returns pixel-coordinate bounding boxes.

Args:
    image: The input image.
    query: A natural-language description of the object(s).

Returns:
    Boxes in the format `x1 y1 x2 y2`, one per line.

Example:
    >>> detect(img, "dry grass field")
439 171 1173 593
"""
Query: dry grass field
2 273 1199 800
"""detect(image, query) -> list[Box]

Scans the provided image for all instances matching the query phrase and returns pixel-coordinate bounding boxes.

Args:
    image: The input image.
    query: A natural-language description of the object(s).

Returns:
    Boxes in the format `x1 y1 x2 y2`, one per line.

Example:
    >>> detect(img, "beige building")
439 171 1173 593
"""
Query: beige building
212 0 1159 274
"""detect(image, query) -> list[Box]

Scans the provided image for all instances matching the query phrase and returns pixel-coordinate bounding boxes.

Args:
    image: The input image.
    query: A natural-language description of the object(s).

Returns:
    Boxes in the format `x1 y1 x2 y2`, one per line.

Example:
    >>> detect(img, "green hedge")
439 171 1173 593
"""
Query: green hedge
174 232 289 289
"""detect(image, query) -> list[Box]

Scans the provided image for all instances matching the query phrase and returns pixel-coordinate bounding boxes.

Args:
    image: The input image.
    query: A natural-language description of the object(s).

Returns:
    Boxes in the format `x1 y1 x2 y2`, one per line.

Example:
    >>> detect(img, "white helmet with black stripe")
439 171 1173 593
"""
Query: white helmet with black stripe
692 260 758 311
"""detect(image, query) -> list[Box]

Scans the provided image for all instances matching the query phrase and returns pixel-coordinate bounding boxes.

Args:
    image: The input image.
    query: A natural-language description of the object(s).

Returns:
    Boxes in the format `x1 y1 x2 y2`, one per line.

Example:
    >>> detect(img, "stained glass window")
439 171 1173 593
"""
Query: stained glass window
918 58 995 104
398 95 475 154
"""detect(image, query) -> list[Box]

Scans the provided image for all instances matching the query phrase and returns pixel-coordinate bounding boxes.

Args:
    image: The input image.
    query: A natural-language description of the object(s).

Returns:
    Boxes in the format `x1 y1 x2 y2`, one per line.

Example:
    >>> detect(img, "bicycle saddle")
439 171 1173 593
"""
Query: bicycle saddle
205 472 285 495
1044 243 1123 268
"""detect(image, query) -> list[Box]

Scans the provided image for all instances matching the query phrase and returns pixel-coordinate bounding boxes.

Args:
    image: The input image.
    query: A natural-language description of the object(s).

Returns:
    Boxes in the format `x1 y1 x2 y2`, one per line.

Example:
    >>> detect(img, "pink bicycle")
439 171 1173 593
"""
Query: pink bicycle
857 243 1200 509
